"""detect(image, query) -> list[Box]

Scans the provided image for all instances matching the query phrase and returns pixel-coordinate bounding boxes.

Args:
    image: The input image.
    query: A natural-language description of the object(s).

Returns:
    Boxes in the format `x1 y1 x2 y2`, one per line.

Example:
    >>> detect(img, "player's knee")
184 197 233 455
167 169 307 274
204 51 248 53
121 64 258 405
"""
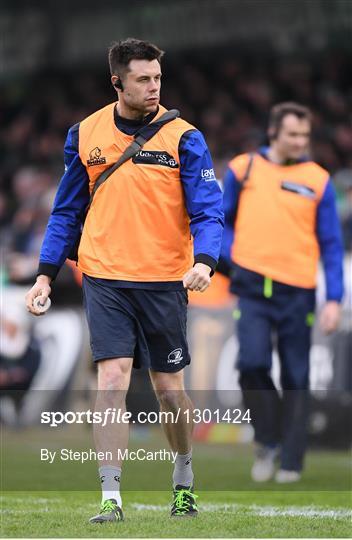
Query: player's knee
155 388 184 412
98 357 132 391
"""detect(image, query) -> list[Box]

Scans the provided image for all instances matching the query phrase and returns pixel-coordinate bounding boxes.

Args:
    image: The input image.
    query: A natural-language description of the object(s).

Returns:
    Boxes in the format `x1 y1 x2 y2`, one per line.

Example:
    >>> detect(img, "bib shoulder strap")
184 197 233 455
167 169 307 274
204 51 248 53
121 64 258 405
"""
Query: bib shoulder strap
89 109 180 205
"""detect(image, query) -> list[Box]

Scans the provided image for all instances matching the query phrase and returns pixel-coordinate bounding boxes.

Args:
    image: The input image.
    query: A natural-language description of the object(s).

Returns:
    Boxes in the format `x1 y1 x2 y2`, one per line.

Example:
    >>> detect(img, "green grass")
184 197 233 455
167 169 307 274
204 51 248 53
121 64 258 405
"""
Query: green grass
1 490 351 538
1 427 351 537
2 427 351 491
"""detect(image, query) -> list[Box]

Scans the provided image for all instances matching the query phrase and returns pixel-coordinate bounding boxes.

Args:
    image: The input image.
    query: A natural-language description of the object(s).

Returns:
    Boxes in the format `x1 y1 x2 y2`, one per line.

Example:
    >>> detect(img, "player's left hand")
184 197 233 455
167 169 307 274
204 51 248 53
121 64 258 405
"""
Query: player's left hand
319 301 341 334
183 263 212 292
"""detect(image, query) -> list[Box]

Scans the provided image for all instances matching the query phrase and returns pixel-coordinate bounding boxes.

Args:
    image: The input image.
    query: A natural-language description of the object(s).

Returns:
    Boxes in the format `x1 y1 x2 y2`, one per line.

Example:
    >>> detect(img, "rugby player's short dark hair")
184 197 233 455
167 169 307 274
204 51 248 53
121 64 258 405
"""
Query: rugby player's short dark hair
108 38 164 78
268 102 312 139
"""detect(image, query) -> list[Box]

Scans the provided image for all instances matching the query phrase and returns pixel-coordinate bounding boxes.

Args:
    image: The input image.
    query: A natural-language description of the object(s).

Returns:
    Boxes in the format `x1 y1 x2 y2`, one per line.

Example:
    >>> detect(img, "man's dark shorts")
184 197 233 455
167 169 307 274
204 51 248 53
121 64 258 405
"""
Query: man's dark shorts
82 275 190 372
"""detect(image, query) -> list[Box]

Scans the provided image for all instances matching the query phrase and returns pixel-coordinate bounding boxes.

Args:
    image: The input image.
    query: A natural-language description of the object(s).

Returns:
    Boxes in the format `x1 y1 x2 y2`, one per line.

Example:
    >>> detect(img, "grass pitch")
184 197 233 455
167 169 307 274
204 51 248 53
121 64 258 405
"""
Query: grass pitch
1 490 351 538
1 427 351 537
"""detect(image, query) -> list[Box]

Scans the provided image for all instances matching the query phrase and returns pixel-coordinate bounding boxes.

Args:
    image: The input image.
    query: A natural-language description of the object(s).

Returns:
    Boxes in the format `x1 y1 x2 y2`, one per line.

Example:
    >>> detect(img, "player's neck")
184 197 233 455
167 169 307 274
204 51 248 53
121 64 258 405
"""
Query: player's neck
116 102 152 122
267 146 288 165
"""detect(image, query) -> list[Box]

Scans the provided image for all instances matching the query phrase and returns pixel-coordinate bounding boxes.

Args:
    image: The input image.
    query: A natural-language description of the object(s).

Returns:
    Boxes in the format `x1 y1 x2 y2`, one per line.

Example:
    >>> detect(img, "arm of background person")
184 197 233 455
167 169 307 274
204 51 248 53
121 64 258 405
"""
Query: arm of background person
316 178 344 333
217 166 242 276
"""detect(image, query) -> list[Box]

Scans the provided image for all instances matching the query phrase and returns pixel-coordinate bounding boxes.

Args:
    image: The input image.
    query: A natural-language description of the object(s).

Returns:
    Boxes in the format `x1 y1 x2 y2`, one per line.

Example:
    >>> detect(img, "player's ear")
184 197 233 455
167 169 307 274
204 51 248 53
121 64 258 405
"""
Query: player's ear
112 76 124 91
268 127 276 140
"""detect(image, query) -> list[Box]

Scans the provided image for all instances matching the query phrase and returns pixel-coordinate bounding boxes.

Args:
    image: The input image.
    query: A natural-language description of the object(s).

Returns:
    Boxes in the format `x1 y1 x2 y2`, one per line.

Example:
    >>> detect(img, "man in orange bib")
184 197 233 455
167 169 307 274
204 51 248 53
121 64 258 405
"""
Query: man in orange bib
221 102 343 483
26 39 224 521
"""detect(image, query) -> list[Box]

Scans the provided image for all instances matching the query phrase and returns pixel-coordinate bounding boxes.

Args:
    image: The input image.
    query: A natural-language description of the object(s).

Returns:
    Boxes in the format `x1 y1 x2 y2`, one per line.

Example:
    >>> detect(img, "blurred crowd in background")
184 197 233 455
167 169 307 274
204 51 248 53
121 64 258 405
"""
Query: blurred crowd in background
1 48 352 293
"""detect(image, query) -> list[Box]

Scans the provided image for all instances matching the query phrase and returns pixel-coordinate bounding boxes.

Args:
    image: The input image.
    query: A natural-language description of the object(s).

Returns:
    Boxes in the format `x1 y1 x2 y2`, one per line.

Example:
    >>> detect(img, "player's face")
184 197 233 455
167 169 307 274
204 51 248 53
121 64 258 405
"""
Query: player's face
117 59 161 116
275 114 311 160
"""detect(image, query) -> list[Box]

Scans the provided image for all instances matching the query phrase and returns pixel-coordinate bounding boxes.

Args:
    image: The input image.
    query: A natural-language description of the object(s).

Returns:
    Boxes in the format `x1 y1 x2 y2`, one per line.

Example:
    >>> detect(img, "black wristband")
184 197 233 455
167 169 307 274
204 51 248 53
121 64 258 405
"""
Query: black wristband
37 263 60 281
194 254 217 277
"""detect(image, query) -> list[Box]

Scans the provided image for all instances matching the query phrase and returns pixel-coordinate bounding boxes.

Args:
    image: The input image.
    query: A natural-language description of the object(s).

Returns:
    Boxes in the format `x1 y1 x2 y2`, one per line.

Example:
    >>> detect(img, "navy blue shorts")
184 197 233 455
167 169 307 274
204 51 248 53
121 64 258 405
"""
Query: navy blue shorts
236 289 316 389
82 275 191 372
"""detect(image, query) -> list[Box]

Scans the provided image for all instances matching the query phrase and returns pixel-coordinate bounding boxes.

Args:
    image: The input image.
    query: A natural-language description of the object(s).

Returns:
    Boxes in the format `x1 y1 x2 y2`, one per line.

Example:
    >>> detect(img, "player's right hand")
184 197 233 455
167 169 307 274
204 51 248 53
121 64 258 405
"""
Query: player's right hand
25 275 52 316
319 300 341 334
